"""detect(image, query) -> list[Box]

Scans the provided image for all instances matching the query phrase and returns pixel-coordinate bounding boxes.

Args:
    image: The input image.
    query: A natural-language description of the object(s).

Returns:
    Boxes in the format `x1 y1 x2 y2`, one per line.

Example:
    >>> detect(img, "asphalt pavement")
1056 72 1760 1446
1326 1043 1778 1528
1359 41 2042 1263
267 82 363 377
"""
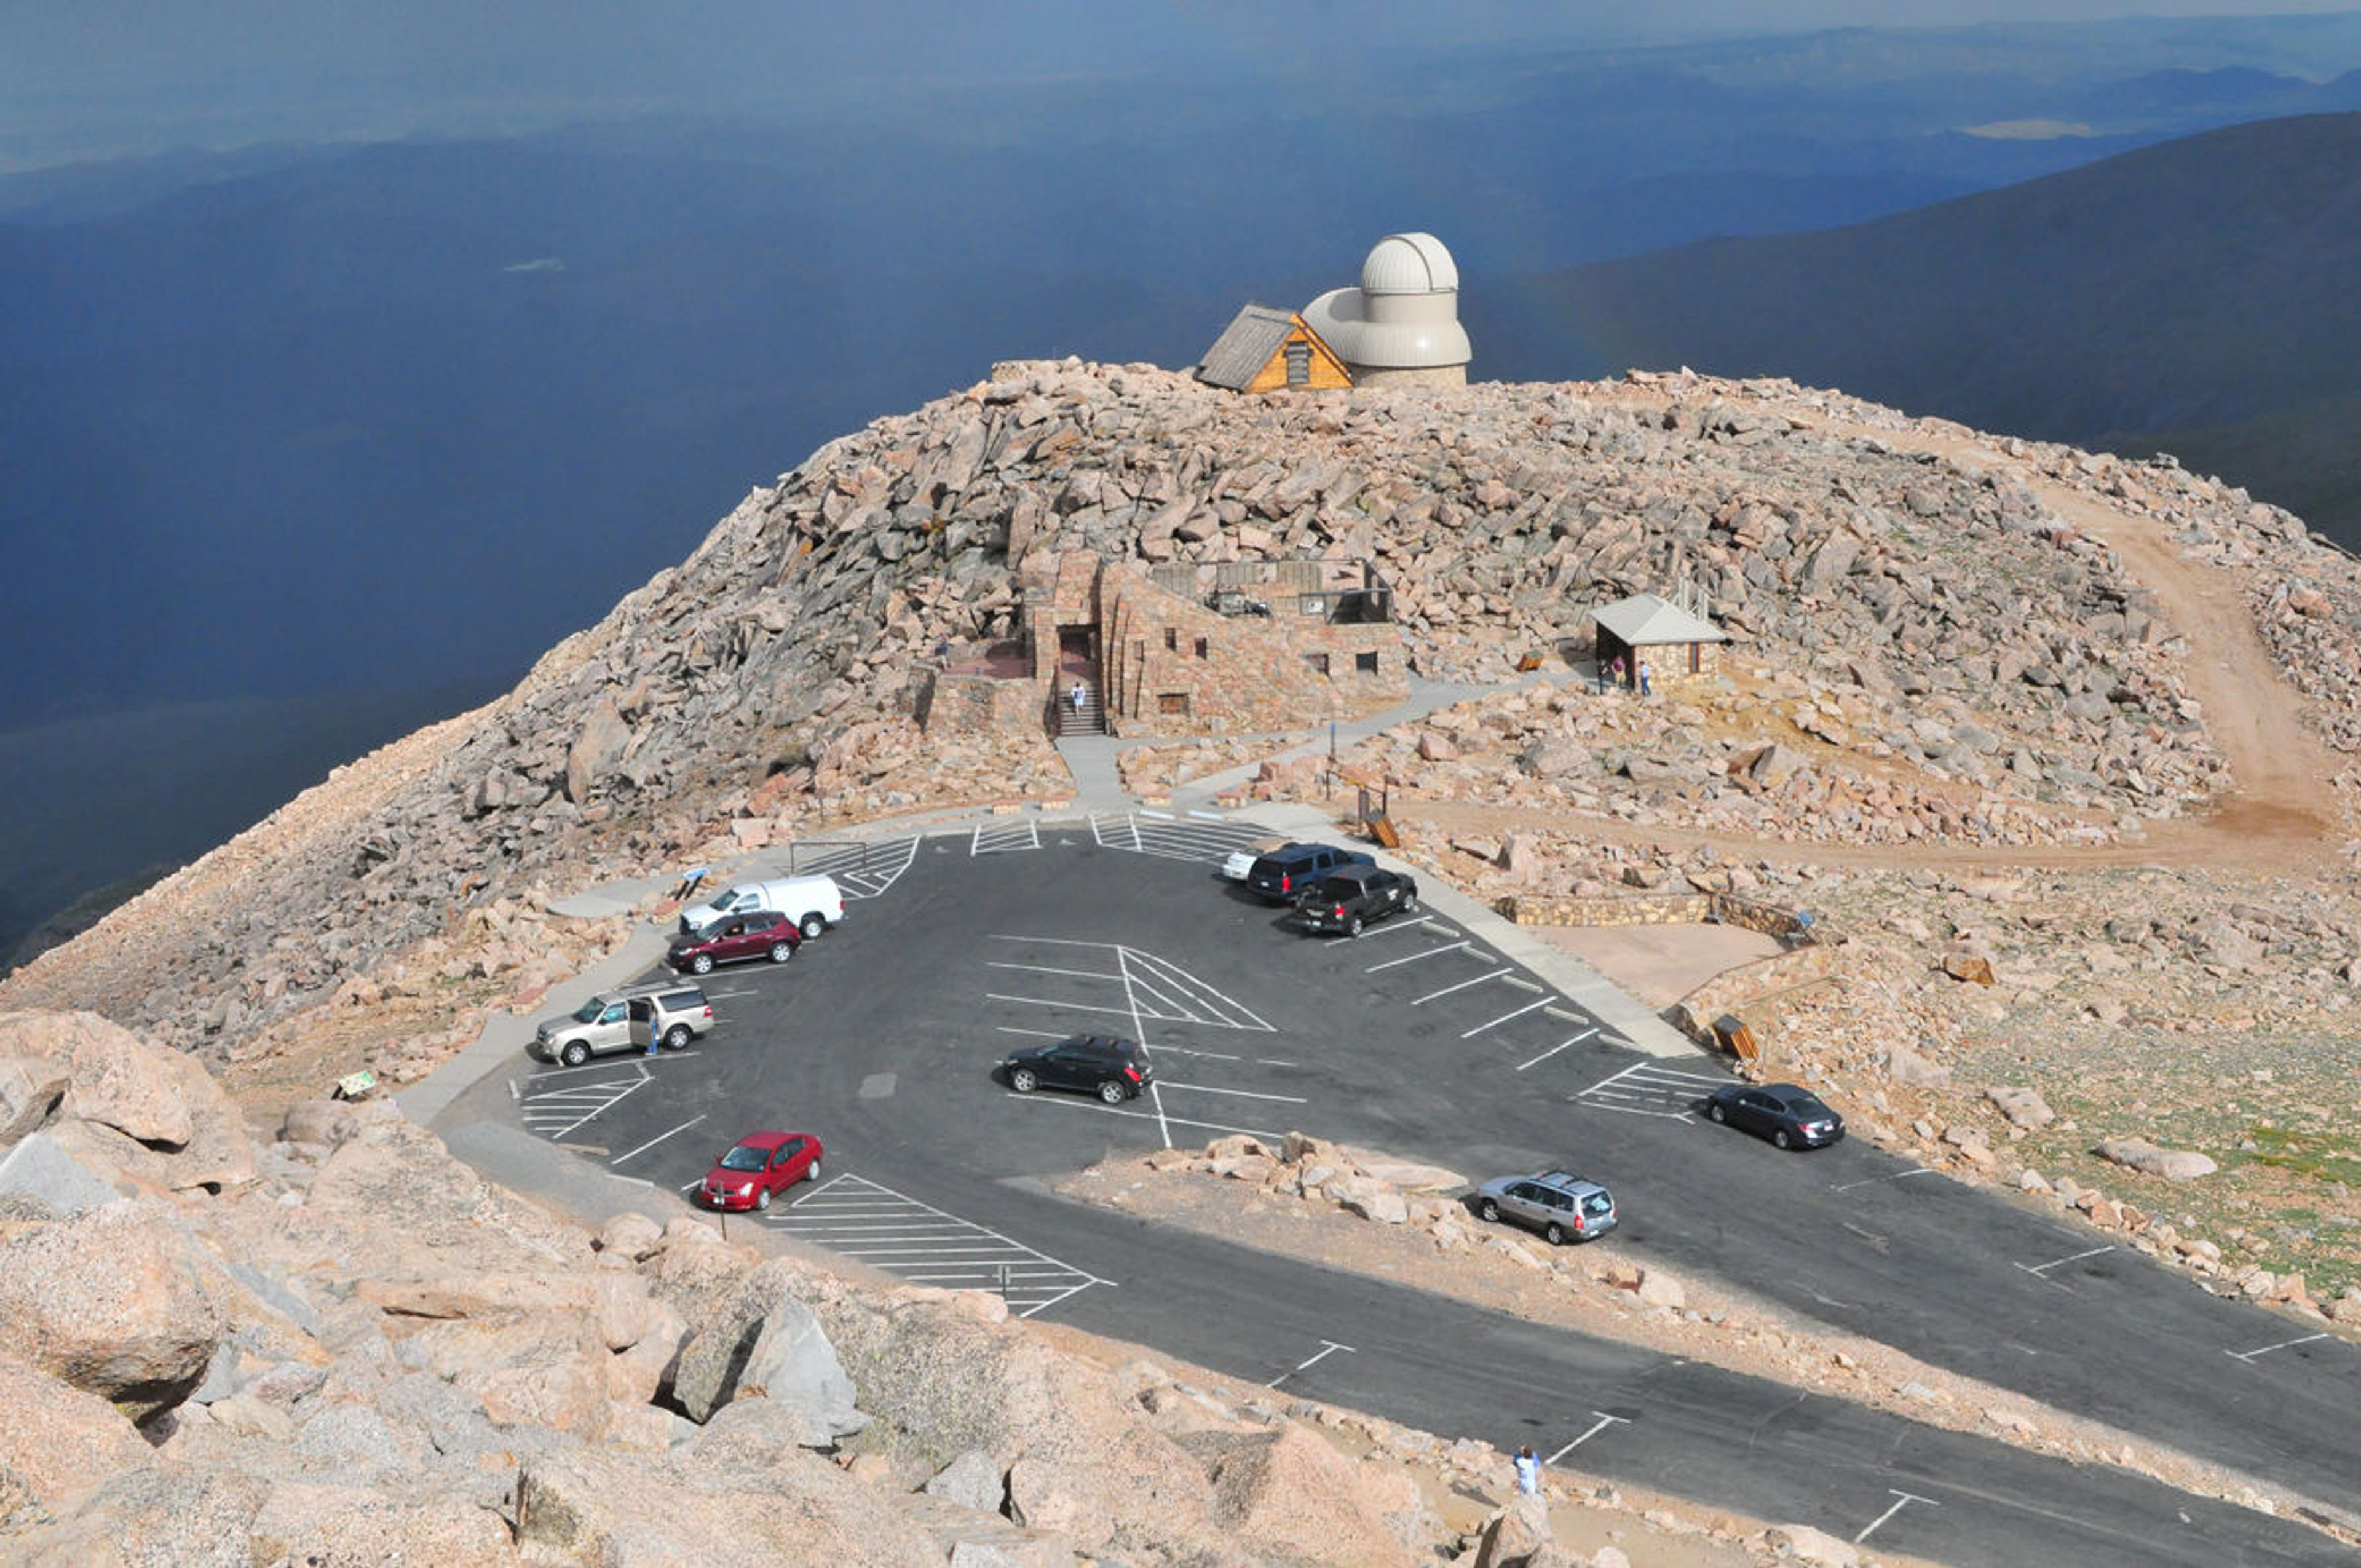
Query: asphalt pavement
427 818 2361 1562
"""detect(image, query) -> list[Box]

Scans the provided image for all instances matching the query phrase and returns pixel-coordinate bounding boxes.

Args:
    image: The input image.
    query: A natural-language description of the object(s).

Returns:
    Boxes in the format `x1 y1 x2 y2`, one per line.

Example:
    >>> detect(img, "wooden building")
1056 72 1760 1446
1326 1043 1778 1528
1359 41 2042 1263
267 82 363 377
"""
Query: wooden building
1193 304 1352 392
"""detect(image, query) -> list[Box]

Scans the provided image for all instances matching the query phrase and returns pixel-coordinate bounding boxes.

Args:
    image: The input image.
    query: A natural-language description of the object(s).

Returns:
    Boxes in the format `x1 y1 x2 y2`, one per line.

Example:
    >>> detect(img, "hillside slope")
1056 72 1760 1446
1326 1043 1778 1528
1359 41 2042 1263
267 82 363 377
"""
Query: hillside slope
1541 112 2361 540
7 363 2361 1556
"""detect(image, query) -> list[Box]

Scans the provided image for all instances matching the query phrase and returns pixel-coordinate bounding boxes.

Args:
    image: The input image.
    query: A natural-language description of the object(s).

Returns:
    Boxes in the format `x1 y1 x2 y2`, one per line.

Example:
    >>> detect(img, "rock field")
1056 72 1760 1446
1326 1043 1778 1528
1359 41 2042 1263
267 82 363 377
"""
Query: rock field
5 358 2361 1558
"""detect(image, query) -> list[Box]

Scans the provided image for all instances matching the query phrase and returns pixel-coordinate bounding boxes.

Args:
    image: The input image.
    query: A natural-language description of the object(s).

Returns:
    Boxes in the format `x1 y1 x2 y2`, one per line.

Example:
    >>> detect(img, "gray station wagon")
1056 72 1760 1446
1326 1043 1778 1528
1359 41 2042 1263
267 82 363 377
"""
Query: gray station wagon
1474 1168 1619 1245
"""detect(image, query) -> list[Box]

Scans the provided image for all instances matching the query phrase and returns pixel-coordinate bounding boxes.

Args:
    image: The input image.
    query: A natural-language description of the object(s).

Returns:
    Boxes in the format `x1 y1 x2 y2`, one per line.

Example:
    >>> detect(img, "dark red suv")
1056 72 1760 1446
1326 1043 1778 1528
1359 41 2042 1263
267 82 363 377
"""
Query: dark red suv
666 908 801 974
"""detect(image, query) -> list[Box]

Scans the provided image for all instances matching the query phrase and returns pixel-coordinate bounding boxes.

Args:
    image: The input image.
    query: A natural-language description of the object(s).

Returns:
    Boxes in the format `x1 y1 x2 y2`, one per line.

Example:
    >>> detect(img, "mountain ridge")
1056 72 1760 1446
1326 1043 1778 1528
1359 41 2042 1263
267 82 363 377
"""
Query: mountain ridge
4 361 2360 1557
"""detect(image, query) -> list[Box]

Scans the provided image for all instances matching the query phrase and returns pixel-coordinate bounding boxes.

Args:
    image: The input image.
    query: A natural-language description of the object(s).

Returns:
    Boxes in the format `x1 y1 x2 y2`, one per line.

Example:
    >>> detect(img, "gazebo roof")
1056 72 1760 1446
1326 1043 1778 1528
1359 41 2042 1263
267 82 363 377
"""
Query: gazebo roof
1591 592 1728 646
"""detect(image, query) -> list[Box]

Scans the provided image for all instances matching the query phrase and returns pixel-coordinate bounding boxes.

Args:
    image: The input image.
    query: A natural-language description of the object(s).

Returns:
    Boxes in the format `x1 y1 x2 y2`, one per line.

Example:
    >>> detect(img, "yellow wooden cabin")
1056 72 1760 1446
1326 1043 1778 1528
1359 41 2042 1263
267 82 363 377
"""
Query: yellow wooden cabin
1193 304 1352 392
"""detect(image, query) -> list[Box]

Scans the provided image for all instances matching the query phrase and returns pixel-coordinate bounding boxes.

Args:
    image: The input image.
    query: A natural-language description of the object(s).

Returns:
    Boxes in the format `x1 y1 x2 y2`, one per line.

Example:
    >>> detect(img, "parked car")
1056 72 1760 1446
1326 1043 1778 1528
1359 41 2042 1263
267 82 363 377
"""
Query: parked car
698 1130 823 1211
529 982 713 1067
681 873 845 941
1220 836 1291 882
1001 1034 1154 1104
667 909 801 974
1244 842 1375 904
1296 865 1420 936
1704 1082 1845 1149
1474 1169 1618 1245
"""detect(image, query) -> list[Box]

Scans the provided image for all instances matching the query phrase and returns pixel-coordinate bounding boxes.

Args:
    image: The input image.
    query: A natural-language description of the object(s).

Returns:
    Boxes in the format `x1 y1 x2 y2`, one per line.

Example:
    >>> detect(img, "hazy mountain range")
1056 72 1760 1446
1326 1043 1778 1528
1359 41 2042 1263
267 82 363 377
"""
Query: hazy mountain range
1538 111 2361 536
6 11 2361 960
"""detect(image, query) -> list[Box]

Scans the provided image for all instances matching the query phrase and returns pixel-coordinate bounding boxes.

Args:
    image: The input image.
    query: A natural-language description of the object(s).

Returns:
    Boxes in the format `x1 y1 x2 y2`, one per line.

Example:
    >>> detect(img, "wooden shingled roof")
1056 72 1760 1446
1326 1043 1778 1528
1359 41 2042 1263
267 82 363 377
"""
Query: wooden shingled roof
1195 304 1321 390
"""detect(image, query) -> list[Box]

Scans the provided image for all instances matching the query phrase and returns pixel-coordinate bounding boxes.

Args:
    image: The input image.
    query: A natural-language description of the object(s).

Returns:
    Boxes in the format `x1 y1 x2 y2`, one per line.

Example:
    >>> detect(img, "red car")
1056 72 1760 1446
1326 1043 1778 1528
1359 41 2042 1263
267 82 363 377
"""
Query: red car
698 1130 823 1211
667 908 801 974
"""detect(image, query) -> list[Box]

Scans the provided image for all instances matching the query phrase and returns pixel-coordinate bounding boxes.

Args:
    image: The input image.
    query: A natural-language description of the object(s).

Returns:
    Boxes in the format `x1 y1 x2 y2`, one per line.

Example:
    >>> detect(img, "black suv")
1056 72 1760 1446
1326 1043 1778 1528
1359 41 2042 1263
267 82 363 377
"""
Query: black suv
1000 1035 1154 1104
1245 842 1375 904
1297 866 1420 936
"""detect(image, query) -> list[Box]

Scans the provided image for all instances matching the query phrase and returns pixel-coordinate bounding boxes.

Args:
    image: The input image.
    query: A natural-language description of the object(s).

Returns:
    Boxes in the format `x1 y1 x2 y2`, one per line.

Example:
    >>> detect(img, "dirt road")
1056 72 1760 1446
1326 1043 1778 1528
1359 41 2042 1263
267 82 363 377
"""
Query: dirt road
1404 403 2350 876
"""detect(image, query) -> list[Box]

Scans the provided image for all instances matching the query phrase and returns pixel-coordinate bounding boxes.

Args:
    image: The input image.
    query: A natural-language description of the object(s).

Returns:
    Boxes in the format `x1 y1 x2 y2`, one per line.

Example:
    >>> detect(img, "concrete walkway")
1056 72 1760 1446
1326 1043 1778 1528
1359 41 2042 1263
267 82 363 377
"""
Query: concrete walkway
1053 674 1503 817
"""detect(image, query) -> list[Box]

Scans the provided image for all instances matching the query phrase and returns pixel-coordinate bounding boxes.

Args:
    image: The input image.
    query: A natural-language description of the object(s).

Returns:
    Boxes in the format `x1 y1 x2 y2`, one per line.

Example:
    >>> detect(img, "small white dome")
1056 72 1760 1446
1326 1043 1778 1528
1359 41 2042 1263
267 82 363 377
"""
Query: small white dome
1360 232 1458 295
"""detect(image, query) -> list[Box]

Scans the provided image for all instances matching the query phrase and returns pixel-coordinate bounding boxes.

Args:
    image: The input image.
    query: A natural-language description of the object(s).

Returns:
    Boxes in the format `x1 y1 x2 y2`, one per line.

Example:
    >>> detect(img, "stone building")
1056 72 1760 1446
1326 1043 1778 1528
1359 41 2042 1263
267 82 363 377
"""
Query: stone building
1301 232 1471 388
923 551 1407 740
1591 592 1730 691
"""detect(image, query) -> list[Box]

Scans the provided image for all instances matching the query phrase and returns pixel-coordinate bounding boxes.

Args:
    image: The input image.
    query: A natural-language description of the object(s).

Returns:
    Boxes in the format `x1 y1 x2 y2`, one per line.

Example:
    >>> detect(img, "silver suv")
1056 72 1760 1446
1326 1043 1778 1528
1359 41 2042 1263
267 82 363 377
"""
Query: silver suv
1474 1169 1618 1245
529 983 713 1066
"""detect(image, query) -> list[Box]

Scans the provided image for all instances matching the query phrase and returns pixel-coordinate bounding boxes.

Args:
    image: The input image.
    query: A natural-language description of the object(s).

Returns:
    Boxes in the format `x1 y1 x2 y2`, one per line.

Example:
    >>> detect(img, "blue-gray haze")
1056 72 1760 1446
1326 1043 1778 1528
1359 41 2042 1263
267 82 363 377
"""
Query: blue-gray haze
3 3 2359 959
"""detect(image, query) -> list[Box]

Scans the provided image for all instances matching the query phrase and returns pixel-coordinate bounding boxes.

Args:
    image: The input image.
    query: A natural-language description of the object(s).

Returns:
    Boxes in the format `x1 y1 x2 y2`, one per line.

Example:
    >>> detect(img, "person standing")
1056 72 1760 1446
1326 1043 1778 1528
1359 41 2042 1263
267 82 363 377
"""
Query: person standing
1514 1445 1540 1496
1638 658 1653 696
1069 681 1086 716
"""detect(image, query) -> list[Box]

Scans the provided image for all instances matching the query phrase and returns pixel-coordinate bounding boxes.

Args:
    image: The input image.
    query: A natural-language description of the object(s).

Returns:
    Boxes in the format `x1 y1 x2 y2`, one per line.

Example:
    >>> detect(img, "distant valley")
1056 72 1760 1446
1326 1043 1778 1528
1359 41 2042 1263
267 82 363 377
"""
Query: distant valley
7 14 2361 967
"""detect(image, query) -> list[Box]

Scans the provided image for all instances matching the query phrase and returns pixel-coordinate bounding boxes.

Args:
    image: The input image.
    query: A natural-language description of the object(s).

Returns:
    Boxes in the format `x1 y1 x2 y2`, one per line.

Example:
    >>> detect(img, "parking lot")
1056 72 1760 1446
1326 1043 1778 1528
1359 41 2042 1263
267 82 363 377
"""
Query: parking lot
474 810 2361 1562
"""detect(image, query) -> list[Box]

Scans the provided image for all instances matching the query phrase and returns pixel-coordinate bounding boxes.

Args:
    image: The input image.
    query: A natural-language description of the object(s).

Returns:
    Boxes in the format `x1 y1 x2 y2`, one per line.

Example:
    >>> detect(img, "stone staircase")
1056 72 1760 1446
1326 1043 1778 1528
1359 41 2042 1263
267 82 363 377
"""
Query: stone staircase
1058 683 1105 737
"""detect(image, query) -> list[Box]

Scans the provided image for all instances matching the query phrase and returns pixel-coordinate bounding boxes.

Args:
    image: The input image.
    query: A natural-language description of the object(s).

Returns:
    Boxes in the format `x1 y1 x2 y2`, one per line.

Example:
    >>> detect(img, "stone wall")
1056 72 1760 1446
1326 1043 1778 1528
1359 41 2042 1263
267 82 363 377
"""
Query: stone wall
1502 889 1821 941
1667 941 1847 1043
1348 364 1466 389
919 669 1043 735
1101 560 1406 737
1501 890 1845 1049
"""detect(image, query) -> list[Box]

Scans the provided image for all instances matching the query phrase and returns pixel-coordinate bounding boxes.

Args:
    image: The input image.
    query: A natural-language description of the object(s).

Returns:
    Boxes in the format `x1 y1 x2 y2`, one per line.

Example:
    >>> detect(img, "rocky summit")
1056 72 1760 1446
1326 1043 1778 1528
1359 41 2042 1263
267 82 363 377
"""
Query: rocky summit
4 359 2360 1561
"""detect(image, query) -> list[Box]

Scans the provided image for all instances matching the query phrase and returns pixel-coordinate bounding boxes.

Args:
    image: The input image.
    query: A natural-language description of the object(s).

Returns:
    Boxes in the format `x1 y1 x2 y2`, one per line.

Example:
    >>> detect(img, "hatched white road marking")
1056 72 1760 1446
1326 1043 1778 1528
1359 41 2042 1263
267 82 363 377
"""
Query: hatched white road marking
520 1063 655 1139
770 1173 1108 1317
783 836 918 900
1572 1061 1726 1120
971 820 1042 855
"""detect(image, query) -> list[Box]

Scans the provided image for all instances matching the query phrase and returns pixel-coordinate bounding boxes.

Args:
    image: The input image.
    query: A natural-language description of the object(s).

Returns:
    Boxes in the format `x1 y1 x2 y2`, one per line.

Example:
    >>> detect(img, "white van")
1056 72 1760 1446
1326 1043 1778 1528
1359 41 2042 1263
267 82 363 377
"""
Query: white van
681 874 844 941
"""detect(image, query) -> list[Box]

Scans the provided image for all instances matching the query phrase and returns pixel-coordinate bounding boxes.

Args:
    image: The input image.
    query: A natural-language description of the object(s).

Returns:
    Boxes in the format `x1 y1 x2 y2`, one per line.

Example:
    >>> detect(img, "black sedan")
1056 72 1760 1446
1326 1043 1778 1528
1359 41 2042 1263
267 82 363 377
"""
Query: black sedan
1000 1034 1154 1104
1704 1081 1845 1149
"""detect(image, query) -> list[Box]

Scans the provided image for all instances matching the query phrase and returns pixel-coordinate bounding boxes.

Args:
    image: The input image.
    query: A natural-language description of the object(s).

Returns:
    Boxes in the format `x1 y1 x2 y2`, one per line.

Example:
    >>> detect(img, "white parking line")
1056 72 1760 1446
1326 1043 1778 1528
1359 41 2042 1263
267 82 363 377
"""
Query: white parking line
521 1064 653 1138
1265 1340 1355 1388
1854 1490 1939 1543
1517 1028 1598 1071
1157 1082 1310 1103
523 1051 706 1082
2014 1245 2116 1278
987 960 1124 981
611 1115 705 1166
1829 1168 1939 1193
1005 1091 1281 1144
971 820 1042 855
1334 916 1437 943
2226 1332 2329 1363
1545 1411 1629 1462
1461 997 1553 1039
1367 940 1469 973
1412 969 1507 1006
1572 1061 1723 1120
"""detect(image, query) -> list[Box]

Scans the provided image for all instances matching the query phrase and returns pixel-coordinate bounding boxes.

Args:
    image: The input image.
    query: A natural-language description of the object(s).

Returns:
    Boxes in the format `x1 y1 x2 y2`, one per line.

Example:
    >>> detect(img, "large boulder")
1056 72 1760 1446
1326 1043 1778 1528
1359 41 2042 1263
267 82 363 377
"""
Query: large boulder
14 1467 269 1566
0 1130 127 1216
1192 1423 1430 1567
0 1350 161 1519
662 1257 868 1443
0 1203 228 1421
0 1057 69 1148
515 1445 943 1562
815 1281 1222 1554
2094 1138 2219 1182
1473 1493 1554 1568
400 1312 616 1441
1985 1085 2055 1130
0 1011 205 1149
245 1481 516 1567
